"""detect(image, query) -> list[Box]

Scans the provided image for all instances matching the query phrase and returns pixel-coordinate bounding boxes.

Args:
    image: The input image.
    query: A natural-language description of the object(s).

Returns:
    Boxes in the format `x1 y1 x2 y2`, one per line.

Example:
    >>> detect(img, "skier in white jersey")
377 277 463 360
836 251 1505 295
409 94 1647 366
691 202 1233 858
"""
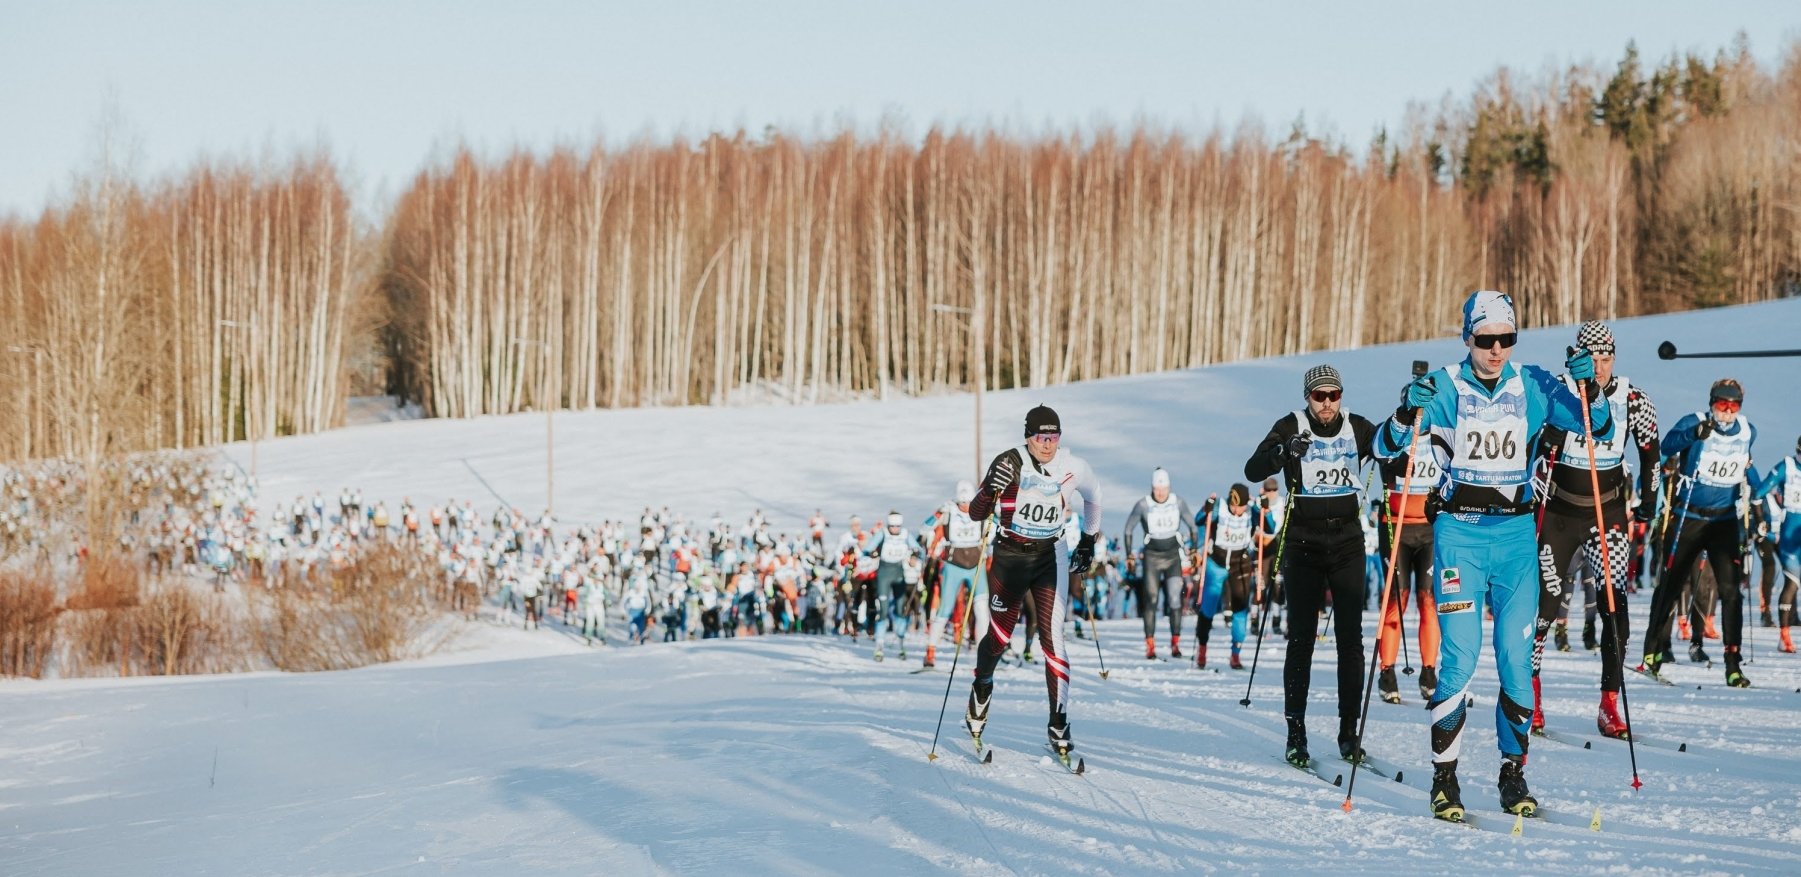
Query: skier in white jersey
1375 290 1614 822
865 512 919 661
963 405 1103 765
1122 468 1198 660
925 480 990 669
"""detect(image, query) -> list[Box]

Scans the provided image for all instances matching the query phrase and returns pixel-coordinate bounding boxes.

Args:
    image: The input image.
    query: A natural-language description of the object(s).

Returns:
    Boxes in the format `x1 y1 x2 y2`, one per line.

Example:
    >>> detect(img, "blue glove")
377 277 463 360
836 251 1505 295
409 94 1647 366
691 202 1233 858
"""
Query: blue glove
1566 346 1596 382
1403 375 1437 409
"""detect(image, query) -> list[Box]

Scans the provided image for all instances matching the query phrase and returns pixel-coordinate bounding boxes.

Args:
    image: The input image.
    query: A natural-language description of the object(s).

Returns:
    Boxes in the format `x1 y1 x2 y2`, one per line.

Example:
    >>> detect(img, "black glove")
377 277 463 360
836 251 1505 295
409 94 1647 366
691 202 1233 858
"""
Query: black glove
1071 532 1096 575
1284 432 1314 461
983 452 1019 496
1696 419 1714 441
1200 495 1218 519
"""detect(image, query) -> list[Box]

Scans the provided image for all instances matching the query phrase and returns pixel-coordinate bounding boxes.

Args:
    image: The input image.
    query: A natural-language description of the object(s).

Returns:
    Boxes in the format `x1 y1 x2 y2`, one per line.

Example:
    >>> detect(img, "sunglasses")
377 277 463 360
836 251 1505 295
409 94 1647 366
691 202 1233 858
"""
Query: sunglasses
1030 432 1061 443
1309 389 1342 403
1711 399 1741 413
1471 332 1518 350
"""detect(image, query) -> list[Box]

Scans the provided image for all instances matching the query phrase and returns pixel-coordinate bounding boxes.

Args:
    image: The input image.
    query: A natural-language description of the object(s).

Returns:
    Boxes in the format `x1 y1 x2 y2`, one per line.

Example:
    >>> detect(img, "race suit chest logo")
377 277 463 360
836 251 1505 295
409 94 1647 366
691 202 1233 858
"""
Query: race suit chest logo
1439 600 1475 614
1010 472 1066 539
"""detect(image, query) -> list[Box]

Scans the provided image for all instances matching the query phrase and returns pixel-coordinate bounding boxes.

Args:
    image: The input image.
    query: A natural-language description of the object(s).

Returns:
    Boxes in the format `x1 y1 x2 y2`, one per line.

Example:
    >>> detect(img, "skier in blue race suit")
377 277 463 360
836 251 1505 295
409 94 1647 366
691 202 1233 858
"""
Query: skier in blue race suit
1374 289 1615 823
1753 437 1801 653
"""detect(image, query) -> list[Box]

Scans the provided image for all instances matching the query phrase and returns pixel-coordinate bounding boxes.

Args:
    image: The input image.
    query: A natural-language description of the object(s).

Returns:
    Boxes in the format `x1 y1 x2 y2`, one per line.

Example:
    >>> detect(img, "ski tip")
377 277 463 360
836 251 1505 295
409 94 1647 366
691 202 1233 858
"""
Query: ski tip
1590 806 1603 831
1677 742 1688 752
982 750 994 764
1393 770 1404 783
1332 773 1344 787
1511 813 1524 836
1583 740 1592 749
1074 758 1085 774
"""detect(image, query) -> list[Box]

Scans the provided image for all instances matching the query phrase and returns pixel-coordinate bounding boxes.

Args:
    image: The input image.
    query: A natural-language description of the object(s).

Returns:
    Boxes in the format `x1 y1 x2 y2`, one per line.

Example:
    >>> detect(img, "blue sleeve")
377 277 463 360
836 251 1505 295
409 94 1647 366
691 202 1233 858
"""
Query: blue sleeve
1376 371 1455 458
1526 365 1612 442
1753 461 1784 500
1662 413 1701 460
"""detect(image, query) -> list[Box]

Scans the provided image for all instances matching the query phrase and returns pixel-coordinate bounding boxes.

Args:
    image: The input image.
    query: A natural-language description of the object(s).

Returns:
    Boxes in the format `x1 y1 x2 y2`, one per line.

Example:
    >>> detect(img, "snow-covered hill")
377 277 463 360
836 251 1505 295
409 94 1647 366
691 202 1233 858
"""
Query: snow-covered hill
4 298 1800 876
230 298 1801 533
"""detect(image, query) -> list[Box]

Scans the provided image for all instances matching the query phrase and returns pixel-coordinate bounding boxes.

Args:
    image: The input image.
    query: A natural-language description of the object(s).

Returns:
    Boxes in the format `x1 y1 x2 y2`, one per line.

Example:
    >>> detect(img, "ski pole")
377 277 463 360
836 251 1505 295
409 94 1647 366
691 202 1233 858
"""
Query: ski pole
1241 491 1295 707
927 575 981 763
1086 586 1110 680
1344 414 1424 812
1577 374 1643 791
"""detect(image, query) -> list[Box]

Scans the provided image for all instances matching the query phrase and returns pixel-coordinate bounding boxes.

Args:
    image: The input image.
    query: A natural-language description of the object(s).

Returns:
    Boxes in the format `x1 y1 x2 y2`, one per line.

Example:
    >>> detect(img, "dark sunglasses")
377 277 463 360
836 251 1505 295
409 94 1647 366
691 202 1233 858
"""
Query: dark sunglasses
1309 389 1342 403
1471 332 1518 350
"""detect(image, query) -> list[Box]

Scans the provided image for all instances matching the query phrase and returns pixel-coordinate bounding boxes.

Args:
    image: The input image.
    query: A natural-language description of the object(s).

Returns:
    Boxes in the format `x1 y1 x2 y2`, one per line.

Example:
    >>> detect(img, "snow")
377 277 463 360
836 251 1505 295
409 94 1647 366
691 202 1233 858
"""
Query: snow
4 298 1801 875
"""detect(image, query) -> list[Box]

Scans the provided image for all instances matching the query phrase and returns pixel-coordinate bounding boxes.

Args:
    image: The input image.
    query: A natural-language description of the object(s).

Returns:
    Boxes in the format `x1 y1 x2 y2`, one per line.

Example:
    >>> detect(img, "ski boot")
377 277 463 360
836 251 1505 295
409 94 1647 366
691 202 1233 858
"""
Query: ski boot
1283 717 1310 769
1780 628 1795 654
1021 646 1035 664
1229 646 1244 670
1170 635 1183 660
1419 666 1438 701
1271 614 1284 636
1250 616 1262 636
1498 755 1538 817
1582 619 1597 651
1378 666 1400 704
1596 690 1630 740
1074 622 1086 640
1553 621 1570 652
923 645 936 669
1145 636 1157 660
1638 651 1667 680
873 645 885 663
1193 645 1207 670
1725 648 1750 688
1761 609 1776 629
1047 711 1075 762
1688 641 1711 665
1529 676 1545 733
898 645 908 661
1430 761 1465 822
1703 615 1720 640
1338 721 1365 764
963 680 993 746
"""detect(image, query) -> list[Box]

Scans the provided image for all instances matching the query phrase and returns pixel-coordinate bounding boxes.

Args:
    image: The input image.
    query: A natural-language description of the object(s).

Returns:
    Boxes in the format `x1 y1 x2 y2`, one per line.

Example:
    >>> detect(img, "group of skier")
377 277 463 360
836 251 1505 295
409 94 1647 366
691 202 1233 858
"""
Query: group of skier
942 289 1791 822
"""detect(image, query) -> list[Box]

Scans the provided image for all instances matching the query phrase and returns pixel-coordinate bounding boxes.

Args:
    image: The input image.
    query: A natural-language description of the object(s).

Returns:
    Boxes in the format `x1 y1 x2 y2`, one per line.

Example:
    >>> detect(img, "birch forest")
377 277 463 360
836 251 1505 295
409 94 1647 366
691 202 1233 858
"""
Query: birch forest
3 38 1799 462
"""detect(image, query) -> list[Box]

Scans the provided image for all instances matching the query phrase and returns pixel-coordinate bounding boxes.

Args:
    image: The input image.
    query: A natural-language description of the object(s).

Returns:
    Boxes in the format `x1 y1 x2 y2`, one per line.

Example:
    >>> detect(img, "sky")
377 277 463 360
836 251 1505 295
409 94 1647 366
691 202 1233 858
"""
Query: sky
2 1 1796 219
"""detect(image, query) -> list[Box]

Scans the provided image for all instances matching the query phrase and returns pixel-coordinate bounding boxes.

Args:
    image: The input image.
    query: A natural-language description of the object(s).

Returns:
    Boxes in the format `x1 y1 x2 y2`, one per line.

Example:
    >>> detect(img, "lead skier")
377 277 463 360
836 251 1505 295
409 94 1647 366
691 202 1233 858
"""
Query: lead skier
1375 290 1614 822
963 405 1103 764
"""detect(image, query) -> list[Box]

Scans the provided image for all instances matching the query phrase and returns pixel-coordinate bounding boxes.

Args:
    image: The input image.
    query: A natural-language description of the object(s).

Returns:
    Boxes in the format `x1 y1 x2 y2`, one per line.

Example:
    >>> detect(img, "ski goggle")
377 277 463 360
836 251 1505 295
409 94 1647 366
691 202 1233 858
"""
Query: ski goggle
1711 399 1741 413
1309 389 1342 403
1470 332 1519 350
1029 432 1061 444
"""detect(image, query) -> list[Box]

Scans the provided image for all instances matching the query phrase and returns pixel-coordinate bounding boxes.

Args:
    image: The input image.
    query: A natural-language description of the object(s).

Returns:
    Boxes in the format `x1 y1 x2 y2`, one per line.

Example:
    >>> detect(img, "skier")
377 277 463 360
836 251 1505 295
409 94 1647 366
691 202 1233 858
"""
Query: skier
865 512 918 661
1244 364 1381 769
963 405 1102 766
1752 436 1801 652
1376 388 1443 705
1122 468 1198 660
578 573 609 645
925 481 989 669
1195 484 1259 670
1528 321 1659 739
1253 478 1287 635
1375 290 1614 822
1641 379 1760 686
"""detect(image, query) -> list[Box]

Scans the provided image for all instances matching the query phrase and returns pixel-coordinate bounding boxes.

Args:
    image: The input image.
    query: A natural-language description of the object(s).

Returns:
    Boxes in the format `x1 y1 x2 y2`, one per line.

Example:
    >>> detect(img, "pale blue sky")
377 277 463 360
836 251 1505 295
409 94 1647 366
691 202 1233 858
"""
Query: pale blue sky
3 1 1795 218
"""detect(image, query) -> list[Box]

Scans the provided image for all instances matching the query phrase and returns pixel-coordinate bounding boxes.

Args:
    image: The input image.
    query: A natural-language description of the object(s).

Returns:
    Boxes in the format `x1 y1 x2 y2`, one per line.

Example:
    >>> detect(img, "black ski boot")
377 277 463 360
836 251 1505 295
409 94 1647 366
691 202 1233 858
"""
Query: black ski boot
1283 716 1309 768
1418 666 1438 701
1047 710 1075 759
1688 641 1712 665
1761 609 1776 629
1378 666 1400 704
1725 649 1750 688
963 680 993 745
1430 761 1464 822
1581 619 1597 651
1553 621 1570 652
1498 755 1538 817
1337 719 1365 764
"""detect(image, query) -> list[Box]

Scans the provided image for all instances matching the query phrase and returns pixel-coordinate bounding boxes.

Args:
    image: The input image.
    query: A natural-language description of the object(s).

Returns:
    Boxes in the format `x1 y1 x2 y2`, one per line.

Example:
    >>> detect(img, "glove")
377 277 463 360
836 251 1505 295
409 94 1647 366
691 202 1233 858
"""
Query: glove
1565 346 1597 382
1404 374 1438 409
1071 532 1096 575
983 453 1019 496
1284 432 1313 461
1696 418 1714 441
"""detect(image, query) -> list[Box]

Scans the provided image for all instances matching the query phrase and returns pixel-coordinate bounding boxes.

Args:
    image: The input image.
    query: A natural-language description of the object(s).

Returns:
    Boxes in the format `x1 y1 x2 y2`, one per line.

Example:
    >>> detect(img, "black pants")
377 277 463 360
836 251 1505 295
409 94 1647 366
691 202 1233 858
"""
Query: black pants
1281 519 1365 728
974 541 1069 715
1534 505 1631 691
1645 515 1743 657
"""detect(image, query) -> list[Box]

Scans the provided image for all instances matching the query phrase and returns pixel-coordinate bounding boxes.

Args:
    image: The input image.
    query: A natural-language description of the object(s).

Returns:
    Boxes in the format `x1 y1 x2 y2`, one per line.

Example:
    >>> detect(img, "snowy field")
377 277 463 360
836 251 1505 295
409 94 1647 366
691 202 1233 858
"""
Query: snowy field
4 298 1801 876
